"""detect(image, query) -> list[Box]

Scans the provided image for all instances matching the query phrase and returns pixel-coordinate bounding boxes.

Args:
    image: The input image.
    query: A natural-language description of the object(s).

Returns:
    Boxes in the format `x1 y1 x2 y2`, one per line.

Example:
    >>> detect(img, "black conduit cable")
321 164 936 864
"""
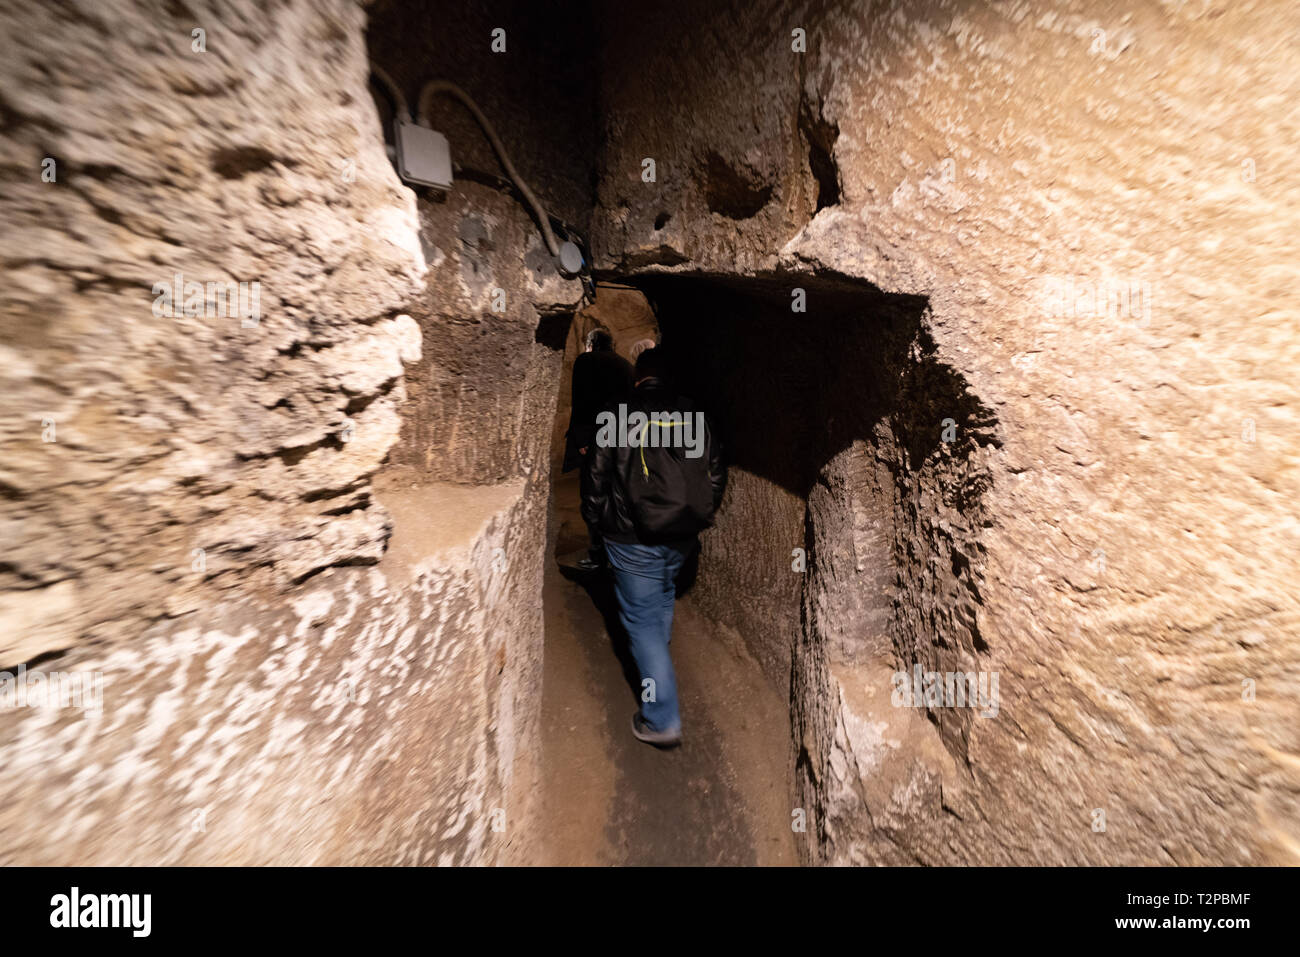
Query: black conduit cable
455 163 592 292
369 64 412 123
417 80 561 259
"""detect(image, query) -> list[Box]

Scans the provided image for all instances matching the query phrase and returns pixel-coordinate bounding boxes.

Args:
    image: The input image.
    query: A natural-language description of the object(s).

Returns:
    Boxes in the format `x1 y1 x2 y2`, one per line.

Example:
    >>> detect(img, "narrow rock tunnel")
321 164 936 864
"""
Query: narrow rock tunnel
536 272 1001 862
637 274 1004 862
0 0 1296 876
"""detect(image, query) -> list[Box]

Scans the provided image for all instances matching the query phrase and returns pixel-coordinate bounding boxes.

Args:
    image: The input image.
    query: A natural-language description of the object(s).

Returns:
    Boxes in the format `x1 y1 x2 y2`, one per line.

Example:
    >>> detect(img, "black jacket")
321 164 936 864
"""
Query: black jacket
562 347 633 473
581 378 726 545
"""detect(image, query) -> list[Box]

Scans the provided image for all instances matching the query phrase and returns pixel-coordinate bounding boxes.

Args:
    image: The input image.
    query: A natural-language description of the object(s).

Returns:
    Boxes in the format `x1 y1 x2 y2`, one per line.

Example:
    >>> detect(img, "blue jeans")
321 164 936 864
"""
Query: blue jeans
604 539 694 734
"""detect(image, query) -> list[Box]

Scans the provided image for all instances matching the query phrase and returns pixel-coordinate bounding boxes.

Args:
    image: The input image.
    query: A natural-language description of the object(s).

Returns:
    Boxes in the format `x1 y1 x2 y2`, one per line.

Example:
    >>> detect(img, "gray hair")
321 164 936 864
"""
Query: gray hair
629 337 657 360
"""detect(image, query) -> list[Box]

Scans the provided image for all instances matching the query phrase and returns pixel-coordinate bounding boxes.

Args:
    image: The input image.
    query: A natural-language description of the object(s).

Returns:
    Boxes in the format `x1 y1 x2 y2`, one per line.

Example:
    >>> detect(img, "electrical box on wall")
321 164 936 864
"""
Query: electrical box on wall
395 121 453 190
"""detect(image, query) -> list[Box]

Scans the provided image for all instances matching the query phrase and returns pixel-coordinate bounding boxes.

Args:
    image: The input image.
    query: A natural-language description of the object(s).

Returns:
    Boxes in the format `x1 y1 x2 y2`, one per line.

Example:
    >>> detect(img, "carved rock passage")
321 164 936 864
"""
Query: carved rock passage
1 0 1298 868
594 0 1300 865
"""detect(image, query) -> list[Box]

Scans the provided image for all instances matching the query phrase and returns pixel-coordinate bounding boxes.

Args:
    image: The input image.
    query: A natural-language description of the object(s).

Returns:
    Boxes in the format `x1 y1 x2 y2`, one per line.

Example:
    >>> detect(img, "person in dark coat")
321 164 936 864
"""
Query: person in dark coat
581 347 726 747
563 327 632 568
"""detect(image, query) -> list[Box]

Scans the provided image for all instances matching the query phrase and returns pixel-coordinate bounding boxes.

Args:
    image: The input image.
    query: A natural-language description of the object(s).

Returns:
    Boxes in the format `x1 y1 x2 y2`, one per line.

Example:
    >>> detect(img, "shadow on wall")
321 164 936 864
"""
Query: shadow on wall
634 271 1000 765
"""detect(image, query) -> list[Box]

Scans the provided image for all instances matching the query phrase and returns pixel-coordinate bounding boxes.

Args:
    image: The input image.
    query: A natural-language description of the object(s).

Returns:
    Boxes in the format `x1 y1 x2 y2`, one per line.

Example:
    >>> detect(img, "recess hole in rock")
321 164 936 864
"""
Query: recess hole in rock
701 152 773 220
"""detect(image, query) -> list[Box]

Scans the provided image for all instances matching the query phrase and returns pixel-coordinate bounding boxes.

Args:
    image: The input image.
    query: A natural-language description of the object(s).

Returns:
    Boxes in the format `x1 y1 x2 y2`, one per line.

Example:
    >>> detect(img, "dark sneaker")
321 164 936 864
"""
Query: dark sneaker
631 713 682 749
575 556 605 571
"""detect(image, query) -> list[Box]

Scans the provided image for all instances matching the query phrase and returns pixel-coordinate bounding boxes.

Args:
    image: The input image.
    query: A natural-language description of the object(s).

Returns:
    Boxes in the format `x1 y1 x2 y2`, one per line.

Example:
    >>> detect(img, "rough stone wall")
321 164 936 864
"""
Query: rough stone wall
385 179 579 483
594 0 1300 865
366 0 594 857
368 0 596 484
0 0 425 661
0 0 588 864
0 483 537 865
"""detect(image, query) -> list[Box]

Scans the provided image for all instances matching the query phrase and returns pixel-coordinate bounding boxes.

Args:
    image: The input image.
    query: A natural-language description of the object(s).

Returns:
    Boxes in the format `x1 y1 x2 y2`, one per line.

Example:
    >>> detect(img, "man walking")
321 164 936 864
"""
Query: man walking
563 327 632 570
581 348 726 748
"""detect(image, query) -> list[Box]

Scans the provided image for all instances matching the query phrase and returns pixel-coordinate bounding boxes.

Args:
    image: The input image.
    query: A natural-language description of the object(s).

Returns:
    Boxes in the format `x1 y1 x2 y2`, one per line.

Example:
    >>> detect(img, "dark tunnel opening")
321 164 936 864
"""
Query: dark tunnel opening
637 272 932 498
625 271 1001 767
